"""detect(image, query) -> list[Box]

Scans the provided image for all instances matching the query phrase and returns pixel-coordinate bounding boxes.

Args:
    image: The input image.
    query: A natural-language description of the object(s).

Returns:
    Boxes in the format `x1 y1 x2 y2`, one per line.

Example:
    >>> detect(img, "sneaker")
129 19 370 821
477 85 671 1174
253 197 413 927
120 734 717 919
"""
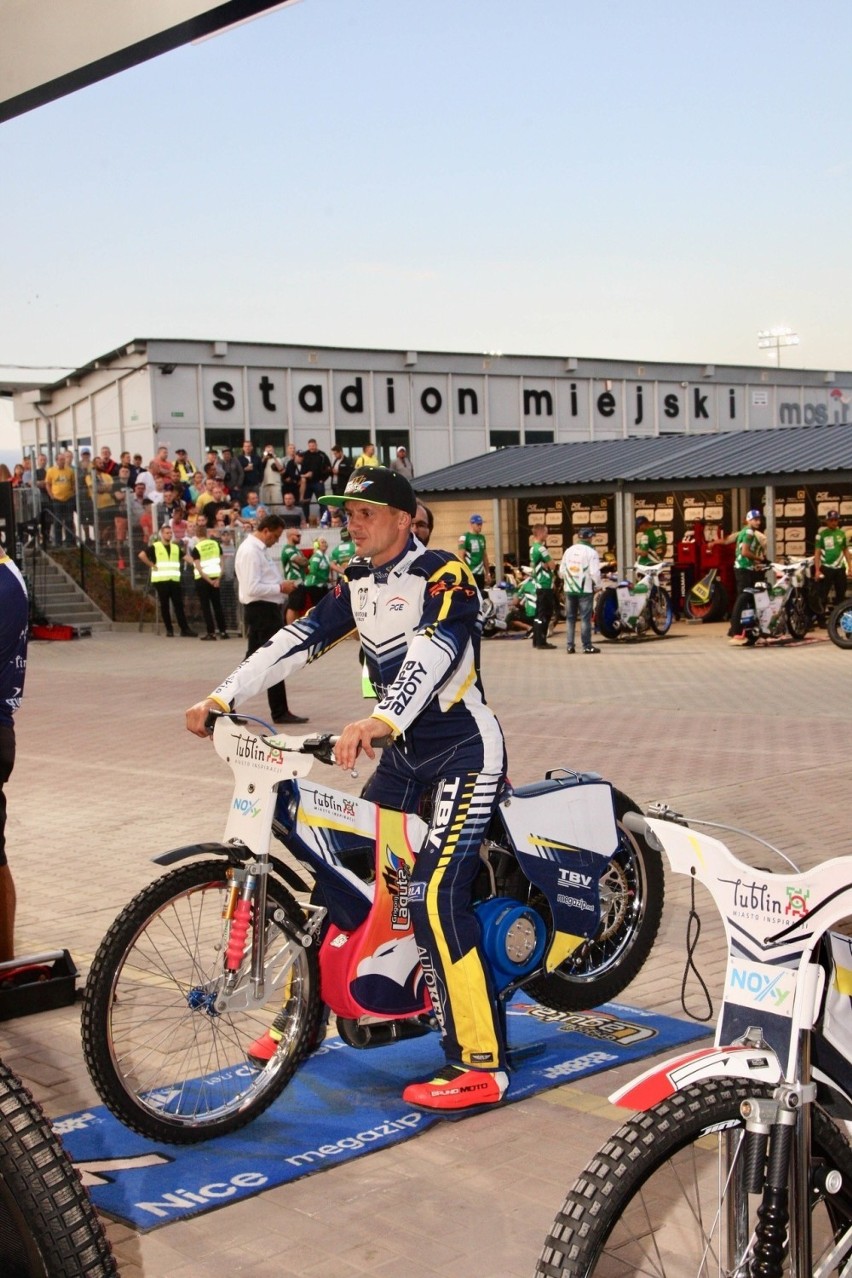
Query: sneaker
402 1064 509 1112
583 646 600 654
566 646 575 654
219 631 230 640
729 634 749 646
200 633 217 641
537 642 557 650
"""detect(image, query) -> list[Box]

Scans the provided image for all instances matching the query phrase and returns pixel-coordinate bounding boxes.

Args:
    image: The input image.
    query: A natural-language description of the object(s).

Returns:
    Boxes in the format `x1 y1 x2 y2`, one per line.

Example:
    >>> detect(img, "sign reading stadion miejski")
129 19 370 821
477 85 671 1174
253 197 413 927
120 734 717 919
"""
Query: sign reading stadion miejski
204 370 852 435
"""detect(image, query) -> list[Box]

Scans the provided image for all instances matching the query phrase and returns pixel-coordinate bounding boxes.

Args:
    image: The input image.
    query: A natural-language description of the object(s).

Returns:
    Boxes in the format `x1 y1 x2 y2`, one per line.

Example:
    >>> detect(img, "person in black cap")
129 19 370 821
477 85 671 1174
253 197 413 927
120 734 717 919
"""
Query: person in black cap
186 467 510 1114
559 527 602 654
814 510 851 620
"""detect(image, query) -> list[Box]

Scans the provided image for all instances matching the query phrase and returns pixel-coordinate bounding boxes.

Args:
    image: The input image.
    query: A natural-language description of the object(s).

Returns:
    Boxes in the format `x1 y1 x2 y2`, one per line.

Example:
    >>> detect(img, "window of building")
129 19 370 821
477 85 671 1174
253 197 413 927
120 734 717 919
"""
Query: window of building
334 429 370 460
489 430 520 449
525 430 554 444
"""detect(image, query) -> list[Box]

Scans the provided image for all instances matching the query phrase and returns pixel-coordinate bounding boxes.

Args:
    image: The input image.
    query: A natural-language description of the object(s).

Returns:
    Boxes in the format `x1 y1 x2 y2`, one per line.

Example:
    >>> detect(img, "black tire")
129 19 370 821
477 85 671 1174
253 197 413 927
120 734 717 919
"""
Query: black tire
0 1059 117 1277
82 860 321 1144
526 790 664 1012
684 578 727 622
594 589 620 641
828 597 852 649
536 1078 852 1277
648 586 673 635
785 592 811 640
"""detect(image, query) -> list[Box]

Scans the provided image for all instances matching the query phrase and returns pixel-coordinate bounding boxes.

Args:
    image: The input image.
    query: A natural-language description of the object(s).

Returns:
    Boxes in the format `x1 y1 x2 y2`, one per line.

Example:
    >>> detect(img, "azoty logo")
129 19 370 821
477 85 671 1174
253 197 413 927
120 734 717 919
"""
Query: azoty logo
233 795 262 819
727 961 796 1017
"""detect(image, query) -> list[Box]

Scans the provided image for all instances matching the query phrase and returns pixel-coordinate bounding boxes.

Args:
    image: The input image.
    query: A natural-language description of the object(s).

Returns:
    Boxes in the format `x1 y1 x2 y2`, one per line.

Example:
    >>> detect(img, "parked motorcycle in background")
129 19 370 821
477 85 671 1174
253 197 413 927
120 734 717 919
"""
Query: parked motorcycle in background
735 557 813 645
594 561 673 641
827 593 852 649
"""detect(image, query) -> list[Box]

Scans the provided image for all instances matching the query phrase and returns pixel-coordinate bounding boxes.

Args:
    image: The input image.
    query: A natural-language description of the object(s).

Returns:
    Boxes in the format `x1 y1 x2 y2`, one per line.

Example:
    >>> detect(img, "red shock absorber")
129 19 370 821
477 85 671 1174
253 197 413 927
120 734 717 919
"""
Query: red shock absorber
225 894 253 971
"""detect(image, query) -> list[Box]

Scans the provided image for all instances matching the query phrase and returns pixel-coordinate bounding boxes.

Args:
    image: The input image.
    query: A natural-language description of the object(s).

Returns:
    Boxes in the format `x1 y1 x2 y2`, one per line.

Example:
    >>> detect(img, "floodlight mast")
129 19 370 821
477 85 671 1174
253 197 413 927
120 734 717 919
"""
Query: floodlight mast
757 326 800 368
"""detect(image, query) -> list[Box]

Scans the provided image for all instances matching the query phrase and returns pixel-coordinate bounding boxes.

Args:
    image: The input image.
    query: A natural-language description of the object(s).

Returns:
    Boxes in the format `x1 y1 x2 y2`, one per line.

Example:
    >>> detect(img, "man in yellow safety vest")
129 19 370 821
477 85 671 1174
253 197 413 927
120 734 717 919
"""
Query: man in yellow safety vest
138 525 195 638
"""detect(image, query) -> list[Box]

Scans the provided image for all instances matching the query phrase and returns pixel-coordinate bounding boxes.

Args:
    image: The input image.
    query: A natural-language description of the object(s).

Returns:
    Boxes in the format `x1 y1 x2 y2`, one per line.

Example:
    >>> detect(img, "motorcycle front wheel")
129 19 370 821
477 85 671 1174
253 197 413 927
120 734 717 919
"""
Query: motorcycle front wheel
785 592 811 640
0 1060 117 1277
536 1078 852 1277
828 596 852 649
82 860 321 1144
525 790 663 1012
648 586 673 635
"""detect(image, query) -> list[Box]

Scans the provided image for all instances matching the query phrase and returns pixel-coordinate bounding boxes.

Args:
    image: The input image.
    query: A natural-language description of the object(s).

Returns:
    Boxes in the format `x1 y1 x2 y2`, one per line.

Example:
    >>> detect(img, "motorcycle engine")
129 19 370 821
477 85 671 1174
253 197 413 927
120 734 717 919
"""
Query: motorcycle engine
474 897 548 991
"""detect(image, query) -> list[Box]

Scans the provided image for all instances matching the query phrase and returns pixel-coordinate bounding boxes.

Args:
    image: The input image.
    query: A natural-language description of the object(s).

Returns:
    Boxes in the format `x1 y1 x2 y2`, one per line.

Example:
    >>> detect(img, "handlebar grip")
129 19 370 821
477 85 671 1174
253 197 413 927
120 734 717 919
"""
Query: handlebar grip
204 710 221 734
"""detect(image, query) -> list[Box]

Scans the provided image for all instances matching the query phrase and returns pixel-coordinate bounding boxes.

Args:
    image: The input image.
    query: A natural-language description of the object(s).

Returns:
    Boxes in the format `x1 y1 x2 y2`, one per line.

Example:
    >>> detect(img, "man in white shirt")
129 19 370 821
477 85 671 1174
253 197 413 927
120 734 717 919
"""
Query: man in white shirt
559 527 602 654
234 514 307 726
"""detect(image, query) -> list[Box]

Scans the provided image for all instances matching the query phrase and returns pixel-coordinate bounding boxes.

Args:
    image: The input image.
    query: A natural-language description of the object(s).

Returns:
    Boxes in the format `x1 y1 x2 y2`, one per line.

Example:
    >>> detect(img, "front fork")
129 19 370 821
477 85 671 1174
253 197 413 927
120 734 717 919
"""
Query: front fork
738 1081 818 1277
220 862 323 1005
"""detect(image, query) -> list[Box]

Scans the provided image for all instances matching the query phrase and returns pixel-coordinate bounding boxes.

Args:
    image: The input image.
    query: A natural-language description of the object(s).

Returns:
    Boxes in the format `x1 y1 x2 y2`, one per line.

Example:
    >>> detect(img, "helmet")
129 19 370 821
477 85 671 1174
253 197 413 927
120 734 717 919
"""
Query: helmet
747 509 762 521
498 580 509 589
635 514 649 529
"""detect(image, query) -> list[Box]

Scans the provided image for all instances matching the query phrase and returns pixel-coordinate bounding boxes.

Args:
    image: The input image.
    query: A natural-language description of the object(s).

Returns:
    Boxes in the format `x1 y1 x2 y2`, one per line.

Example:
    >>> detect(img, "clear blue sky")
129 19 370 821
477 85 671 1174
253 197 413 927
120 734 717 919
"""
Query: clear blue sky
2 0 851 452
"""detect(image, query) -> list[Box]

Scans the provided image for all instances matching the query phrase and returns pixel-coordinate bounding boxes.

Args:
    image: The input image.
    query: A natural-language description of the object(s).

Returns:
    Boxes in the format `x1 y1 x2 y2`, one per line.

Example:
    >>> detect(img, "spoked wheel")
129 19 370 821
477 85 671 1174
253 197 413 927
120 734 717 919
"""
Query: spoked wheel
0 1060 117 1277
81 860 321 1144
594 589 620 641
536 1079 852 1277
828 597 852 649
525 790 664 1012
785 592 811 640
648 586 673 635
684 579 727 622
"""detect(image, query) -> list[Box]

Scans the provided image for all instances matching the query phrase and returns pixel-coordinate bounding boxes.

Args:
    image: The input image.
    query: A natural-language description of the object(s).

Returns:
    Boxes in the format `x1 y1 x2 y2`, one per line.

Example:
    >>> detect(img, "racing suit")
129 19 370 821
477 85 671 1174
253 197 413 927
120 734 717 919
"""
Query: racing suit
208 536 508 1072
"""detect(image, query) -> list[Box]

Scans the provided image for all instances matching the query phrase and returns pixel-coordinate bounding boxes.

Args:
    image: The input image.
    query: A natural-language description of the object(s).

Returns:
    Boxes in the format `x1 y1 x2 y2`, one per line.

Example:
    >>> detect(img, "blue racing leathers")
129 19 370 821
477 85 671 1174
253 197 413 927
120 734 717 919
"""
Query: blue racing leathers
209 536 508 1071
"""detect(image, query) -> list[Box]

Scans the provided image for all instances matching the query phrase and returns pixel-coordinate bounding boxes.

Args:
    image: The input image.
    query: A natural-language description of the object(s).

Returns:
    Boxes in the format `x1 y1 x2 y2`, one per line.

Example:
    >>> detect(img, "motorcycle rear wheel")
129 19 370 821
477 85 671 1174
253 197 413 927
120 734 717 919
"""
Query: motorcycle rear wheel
82 860 321 1144
594 590 620 640
536 1079 852 1277
525 790 663 1012
684 579 727 622
785 592 811 640
828 596 852 649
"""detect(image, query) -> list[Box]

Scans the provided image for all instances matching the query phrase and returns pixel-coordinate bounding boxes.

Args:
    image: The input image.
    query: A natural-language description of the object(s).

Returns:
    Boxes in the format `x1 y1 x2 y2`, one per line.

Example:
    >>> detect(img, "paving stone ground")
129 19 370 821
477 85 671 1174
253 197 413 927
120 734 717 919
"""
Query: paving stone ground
2 617 851 1276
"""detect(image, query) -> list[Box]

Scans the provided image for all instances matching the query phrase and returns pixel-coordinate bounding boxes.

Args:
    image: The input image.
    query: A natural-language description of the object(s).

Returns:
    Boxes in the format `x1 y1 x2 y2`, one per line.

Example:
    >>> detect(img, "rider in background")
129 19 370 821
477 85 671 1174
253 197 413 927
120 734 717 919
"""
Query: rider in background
458 513 489 594
635 514 667 565
814 509 851 621
530 523 557 649
727 508 766 645
186 468 510 1113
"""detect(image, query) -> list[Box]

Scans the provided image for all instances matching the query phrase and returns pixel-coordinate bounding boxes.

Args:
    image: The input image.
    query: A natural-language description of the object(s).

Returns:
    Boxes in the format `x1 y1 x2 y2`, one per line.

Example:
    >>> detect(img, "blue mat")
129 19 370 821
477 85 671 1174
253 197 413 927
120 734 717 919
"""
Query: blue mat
56 996 707 1231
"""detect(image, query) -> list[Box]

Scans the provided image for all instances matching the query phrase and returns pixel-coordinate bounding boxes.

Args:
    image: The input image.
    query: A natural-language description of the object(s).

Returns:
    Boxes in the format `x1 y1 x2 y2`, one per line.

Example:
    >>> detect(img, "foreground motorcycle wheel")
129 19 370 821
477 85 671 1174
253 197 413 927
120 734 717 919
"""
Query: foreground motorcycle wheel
594 590 621 640
684 579 727 622
0 1060 117 1277
648 586 673 635
535 1079 852 1277
526 790 663 1012
828 596 852 649
82 860 321 1144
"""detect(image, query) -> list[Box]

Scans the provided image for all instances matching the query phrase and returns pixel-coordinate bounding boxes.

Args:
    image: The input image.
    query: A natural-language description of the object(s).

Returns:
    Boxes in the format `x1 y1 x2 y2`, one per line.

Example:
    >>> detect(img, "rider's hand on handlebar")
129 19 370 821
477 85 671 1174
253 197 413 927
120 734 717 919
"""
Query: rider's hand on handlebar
333 717 393 770
186 699 222 738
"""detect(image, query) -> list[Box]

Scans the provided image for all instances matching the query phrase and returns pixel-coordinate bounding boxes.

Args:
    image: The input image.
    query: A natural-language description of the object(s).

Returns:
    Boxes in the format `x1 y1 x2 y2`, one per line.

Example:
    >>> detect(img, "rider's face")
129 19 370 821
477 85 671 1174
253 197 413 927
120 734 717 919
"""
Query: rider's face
344 501 410 566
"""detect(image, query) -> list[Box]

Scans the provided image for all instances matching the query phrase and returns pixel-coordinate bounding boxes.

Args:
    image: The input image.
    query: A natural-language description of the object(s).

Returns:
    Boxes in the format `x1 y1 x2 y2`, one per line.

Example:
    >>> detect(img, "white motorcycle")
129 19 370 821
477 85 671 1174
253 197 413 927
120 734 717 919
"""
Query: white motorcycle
737 557 813 645
594 561 673 640
538 802 852 1276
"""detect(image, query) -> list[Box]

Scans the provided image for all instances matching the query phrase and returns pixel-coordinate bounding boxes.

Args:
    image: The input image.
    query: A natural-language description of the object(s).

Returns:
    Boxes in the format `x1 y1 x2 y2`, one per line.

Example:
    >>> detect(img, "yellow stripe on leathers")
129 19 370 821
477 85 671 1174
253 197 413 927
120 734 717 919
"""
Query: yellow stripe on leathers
425 777 502 1069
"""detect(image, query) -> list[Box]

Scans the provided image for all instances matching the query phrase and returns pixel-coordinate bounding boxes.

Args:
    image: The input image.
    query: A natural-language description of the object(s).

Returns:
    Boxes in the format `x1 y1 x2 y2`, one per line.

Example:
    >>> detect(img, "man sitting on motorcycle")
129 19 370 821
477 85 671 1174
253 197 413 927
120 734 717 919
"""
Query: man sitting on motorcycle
186 468 510 1113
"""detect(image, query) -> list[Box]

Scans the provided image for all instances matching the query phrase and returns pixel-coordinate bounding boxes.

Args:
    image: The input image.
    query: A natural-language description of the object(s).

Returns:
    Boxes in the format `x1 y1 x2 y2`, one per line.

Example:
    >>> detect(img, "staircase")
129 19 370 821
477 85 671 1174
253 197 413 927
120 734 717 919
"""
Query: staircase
24 548 113 632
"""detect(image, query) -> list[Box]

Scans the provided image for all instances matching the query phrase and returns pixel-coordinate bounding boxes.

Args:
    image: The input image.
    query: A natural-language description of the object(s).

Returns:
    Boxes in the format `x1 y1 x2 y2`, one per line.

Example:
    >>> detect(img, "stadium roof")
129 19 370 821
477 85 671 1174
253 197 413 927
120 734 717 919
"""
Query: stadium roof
416 422 852 496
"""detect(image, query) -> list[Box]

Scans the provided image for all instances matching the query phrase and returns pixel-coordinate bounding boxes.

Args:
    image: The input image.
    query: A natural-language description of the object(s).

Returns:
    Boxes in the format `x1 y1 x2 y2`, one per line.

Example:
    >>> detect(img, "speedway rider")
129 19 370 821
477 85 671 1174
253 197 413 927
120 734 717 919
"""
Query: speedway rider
186 468 509 1113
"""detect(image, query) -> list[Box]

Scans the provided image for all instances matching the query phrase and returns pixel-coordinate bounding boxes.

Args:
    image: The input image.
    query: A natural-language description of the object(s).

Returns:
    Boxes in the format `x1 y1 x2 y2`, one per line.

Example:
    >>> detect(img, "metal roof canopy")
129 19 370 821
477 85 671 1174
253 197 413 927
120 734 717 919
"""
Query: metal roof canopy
0 0 296 124
415 422 852 498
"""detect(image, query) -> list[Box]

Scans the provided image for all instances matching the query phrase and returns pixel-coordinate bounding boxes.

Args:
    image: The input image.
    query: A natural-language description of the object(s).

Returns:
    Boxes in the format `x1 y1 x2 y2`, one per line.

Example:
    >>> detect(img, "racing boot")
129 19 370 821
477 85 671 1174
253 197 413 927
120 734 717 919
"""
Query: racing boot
247 1003 330 1067
402 1064 509 1112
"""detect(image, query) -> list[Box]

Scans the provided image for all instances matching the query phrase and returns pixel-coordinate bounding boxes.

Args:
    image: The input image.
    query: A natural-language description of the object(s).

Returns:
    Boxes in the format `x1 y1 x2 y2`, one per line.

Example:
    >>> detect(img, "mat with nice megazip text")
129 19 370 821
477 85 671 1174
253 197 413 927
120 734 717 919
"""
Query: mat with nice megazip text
57 995 707 1231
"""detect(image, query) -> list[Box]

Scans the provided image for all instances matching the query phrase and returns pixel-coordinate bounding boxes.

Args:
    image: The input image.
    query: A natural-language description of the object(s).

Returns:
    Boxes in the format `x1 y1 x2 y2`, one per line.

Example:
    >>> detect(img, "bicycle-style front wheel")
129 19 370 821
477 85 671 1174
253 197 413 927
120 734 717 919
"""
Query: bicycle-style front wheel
82 860 321 1144
648 585 673 635
536 1078 852 1277
828 596 852 649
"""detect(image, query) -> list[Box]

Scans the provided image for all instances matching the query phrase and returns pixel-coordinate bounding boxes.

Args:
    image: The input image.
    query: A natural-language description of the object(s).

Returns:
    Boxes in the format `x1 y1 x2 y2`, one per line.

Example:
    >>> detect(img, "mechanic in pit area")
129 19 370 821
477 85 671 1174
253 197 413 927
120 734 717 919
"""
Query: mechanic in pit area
186 467 508 1113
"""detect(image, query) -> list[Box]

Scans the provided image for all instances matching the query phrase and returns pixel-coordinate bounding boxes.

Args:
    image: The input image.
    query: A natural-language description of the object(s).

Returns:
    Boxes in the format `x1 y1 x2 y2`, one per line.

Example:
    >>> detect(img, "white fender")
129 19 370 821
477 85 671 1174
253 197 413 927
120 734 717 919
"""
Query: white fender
610 1043 782 1110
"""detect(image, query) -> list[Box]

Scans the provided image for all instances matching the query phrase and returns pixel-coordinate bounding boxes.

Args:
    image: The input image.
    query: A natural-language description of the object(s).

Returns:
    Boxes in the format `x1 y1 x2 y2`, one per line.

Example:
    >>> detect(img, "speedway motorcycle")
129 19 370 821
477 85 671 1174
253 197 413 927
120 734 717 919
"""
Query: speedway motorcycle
81 714 663 1143
594 561 673 641
537 802 852 1277
827 594 852 650
736 557 813 645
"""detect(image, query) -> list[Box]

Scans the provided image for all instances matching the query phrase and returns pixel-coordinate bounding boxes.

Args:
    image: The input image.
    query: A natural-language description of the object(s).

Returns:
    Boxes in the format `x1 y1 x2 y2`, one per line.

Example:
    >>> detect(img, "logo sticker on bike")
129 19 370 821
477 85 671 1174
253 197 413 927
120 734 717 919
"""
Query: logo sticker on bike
230 732 285 770
727 960 796 1017
785 886 810 918
232 796 262 819
512 1003 657 1044
384 850 413 932
720 874 791 923
312 791 356 821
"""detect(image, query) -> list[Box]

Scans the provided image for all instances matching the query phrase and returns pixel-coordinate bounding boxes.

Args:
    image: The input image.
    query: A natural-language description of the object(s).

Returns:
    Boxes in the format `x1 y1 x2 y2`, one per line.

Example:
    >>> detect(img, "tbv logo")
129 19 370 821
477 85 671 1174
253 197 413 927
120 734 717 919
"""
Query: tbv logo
232 796 262 819
729 967 791 1007
557 868 593 888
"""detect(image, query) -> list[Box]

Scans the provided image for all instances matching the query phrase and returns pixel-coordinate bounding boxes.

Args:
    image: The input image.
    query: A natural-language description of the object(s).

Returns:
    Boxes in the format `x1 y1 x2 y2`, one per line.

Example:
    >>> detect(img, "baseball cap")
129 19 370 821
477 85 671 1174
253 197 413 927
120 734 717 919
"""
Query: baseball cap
747 509 762 520
470 513 483 524
175 447 187 454
319 467 417 517
579 527 595 539
826 509 840 519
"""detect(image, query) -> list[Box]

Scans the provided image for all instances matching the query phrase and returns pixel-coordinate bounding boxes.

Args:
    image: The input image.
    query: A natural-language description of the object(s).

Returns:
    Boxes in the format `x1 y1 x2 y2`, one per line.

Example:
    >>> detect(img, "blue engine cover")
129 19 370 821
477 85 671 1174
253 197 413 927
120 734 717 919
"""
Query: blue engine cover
474 897 548 991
